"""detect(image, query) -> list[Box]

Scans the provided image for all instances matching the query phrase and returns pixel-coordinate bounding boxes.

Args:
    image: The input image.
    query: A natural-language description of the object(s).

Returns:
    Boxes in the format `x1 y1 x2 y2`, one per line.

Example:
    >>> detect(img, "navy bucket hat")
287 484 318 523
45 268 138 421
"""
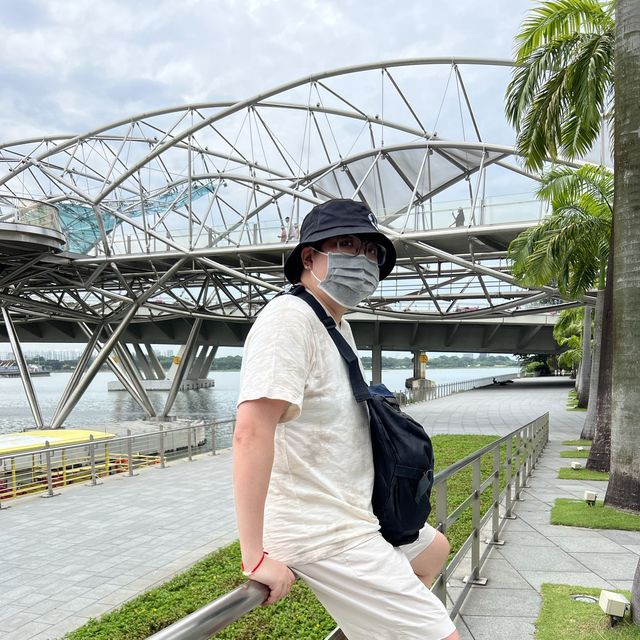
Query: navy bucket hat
284 199 397 284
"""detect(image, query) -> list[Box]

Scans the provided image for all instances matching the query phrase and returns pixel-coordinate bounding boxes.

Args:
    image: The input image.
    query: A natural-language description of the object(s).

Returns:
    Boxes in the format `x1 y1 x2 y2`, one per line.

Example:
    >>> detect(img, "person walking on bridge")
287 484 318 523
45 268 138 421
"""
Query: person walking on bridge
233 198 458 640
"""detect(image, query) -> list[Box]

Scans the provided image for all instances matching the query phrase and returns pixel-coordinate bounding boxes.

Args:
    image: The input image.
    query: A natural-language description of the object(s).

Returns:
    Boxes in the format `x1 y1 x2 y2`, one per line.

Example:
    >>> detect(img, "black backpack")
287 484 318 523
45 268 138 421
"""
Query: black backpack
292 287 435 547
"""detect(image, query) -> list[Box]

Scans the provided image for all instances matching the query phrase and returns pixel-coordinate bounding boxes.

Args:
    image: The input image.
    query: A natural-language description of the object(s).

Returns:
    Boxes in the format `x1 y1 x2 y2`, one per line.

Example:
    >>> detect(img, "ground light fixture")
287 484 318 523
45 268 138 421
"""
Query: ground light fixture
584 490 597 506
598 590 630 626
571 461 583 470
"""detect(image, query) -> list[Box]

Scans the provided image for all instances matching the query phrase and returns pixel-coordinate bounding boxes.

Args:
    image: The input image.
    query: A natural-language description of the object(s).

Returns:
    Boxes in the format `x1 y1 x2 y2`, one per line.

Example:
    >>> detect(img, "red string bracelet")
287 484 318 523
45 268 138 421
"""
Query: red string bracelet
241 551 269 577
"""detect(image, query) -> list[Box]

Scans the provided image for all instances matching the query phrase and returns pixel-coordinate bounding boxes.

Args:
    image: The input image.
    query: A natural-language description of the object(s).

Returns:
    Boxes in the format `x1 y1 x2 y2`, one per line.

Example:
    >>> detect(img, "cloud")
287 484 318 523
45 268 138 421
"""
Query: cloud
0 0 533 142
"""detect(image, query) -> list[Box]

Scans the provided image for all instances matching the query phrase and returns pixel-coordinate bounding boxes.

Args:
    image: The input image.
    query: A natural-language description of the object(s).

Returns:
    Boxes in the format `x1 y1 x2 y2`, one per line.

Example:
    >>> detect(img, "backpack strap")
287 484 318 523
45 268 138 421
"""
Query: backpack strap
291 287 371 403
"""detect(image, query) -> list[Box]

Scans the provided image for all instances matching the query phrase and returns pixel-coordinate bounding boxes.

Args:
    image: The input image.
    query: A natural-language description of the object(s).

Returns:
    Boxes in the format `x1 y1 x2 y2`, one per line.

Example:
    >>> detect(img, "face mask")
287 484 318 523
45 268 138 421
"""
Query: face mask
310 251 379 308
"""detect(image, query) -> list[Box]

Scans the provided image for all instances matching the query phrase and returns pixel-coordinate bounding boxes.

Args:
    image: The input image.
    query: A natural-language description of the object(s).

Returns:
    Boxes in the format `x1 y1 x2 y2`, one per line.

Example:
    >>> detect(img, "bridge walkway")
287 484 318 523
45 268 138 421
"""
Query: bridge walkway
1 378 638 640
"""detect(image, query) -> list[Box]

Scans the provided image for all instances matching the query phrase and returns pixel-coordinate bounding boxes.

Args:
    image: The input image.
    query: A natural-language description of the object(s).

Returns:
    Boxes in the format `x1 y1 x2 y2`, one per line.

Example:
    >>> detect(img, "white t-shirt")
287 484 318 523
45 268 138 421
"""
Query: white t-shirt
237 293 380 566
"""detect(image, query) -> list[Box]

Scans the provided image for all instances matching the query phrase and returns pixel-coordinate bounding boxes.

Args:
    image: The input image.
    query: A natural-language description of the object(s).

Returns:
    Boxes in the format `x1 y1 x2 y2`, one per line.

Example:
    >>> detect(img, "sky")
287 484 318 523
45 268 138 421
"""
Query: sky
0 0 535 142
2 0 537 357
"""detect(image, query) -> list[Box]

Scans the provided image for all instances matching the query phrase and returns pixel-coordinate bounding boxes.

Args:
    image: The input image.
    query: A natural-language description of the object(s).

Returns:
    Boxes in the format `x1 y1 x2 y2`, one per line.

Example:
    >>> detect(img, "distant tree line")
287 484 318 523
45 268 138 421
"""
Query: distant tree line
25 353 517 373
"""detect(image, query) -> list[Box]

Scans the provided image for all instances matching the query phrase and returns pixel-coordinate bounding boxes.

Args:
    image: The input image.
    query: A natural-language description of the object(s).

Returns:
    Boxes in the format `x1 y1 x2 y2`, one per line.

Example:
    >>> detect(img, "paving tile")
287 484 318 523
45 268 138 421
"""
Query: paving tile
497 544 585 573
571 552 639 581
547 535 629 554
519 571 614 591
600 530 640 545
1 621 52 640
0 612 39 633
462 615 537 640
460 587 541 617
608 580 634 591
501 530 556 547
473 557 532 589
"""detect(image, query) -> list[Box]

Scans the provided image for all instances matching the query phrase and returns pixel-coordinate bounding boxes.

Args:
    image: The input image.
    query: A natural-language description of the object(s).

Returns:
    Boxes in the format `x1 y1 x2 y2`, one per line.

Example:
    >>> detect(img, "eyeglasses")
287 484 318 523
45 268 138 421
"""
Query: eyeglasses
323 235 387 266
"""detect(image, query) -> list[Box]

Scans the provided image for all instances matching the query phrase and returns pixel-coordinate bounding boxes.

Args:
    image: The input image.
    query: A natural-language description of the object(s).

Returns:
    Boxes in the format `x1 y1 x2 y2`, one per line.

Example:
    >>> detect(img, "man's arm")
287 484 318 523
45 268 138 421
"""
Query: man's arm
233 397 296 604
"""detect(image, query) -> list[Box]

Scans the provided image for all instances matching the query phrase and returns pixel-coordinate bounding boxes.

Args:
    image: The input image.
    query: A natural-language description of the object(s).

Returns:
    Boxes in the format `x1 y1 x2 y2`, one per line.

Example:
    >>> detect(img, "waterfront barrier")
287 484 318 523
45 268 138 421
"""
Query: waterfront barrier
147 412 549 640
0 418 234 505
396 372 517 405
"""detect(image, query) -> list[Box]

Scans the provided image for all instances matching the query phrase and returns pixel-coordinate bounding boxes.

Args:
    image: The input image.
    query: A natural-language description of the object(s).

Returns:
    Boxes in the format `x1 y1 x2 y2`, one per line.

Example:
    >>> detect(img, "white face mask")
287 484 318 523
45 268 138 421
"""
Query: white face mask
310 251 379 308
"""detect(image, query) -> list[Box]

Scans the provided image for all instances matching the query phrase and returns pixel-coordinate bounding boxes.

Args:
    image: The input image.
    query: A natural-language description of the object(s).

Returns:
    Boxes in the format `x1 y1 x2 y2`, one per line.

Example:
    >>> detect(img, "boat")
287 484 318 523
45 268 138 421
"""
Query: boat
0 360 50 377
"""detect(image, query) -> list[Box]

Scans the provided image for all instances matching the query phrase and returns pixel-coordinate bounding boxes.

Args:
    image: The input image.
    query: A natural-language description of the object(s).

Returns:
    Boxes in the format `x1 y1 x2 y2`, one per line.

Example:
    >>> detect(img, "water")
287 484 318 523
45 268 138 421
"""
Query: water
0 366 520 435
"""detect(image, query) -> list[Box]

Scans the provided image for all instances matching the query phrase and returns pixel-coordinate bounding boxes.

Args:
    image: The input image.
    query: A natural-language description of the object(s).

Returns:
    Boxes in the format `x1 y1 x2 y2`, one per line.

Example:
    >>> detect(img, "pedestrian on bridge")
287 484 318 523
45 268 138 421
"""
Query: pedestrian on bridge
234 199 459 640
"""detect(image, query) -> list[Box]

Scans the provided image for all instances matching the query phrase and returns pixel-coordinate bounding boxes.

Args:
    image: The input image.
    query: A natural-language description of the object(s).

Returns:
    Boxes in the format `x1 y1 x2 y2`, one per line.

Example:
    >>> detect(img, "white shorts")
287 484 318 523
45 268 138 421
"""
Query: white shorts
292 524 456 640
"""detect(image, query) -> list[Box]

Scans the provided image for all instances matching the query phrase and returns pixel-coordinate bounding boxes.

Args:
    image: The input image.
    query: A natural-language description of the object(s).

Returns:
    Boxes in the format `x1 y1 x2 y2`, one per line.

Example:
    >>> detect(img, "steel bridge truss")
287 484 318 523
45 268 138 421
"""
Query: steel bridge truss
0 59 594 427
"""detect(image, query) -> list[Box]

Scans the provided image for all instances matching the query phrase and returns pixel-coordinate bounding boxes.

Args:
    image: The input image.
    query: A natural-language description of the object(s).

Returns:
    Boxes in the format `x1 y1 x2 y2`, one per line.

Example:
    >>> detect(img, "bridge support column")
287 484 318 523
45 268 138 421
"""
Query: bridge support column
1 307 44 428
111 341 157 417
199 345 218 379
145 343 166 380
413 350 421 379
53 324 104 426
371 345 382 385
50 261 184 427
132 343 155 380
187 345 209 381
162 319 202 418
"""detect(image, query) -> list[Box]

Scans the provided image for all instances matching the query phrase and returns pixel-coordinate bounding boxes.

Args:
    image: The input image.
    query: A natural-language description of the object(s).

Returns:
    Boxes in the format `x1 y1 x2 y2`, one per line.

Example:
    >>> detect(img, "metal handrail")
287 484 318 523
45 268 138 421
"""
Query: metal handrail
396 372 518 405
147 412 549 639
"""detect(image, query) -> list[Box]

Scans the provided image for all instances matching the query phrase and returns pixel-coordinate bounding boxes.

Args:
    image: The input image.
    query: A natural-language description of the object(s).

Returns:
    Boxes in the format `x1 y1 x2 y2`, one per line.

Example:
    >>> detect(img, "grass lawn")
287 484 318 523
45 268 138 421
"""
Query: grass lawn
64 434 507 640
551 498 640 531
536 584 635 639
562 439 592 447
566 390 587 412
560 449 591 458
558 468 610 481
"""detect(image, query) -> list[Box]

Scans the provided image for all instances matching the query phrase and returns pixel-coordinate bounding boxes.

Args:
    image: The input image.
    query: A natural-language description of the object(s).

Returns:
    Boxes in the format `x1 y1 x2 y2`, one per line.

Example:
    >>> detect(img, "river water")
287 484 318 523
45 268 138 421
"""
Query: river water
0 366 520 435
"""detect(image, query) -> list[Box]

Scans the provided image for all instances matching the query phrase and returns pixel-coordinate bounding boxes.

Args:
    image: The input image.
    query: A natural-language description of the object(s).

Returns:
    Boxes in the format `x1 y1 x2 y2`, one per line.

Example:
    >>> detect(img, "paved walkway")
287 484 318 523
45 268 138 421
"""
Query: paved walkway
1 377 638 640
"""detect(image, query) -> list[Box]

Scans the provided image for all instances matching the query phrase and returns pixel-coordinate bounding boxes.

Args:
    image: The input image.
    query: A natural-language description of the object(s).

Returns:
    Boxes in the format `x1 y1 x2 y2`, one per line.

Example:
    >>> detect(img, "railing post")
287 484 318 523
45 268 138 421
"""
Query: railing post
187 427 193 462
504 436 516 519
465 457 487 585
488 447 504 545
514 431 523 501
159 425 166 468
127 429 136 477
89 435 101 486
42 441 58 498
62 450 67 486
434 480 448 605
11 457 17 498
210 424 217 456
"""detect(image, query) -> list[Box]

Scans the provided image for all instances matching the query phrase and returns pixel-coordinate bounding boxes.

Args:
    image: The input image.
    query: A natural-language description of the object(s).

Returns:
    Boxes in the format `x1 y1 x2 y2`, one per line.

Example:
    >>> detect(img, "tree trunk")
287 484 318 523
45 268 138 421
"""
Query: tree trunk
581 291 604 439
576 306 592 407
606 0 640 516
586 251 613 472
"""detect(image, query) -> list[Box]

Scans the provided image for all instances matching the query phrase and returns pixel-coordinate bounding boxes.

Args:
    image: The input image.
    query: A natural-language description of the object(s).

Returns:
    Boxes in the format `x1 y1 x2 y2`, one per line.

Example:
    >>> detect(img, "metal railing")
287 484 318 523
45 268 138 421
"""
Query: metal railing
0 418 235 505
148 412 549 640
395 372 517 405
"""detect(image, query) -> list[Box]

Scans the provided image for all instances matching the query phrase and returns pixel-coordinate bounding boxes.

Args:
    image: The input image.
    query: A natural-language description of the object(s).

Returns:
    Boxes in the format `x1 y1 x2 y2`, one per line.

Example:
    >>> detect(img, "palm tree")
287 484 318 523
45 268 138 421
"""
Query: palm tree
508 0 640 618
506 0 616 473
506 0 615 171
610 0 640 515
553 308 585 381
509 166 612 465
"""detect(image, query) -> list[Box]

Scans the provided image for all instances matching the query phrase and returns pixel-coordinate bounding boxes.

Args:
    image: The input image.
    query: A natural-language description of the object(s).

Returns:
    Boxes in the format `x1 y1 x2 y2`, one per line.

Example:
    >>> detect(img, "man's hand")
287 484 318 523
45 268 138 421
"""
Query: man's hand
250 556 296 605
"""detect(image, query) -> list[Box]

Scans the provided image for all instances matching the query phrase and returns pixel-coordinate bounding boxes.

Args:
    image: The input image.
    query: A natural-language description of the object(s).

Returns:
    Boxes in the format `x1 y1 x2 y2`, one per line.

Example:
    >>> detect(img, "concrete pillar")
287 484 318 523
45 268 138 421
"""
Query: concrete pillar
199 345 218 379
145 343 166 380
188 345 209 381
371 345 382 385
132 343 155 380
413 350 420 379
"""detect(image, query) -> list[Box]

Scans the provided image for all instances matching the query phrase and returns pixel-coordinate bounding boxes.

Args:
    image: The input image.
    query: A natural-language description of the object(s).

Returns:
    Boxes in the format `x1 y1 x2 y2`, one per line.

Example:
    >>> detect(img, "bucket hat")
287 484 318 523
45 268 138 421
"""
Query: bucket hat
284 199 396 283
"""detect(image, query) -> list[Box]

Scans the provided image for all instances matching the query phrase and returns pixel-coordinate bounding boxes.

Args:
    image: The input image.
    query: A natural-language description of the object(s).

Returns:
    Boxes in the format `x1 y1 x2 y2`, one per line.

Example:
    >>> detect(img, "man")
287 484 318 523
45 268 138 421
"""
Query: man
234 199 458 640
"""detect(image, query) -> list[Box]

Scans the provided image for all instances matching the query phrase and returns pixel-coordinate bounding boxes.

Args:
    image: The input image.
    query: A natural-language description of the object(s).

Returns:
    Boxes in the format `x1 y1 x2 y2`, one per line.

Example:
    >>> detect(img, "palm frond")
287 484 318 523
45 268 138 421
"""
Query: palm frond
515 0 614 61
